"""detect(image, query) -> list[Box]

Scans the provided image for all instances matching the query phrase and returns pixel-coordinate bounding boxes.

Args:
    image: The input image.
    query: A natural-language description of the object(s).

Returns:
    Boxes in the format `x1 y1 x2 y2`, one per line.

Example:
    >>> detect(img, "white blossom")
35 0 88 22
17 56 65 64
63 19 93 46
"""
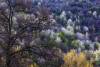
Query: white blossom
67 19 73 25
83 26 89 32
93 11 97 17
0 2 8 9
60 11 66 20
37 57 45 64
76 32 85 40
61 26 74 35
55 36 61 43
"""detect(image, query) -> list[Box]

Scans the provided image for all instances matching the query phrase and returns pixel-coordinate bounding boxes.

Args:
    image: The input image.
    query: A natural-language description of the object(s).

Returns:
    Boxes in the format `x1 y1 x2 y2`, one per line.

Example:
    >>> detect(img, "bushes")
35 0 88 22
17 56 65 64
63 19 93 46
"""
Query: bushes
62 50 93 67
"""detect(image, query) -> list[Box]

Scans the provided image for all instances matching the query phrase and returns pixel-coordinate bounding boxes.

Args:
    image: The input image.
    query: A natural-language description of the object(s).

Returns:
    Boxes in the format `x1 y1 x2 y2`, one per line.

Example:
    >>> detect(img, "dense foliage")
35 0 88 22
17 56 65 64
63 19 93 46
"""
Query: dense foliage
0 0 100 67
62 50 93 67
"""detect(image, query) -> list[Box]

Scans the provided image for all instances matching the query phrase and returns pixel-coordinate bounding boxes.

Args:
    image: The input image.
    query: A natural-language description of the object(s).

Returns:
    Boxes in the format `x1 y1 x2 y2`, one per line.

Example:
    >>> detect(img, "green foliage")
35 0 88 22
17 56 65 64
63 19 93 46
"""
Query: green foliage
58 32 79 50
47 38 58 48
94 42 100 50
85 44 90 50
95 61 100 67
71 40 79 49
41 37 58 48
58 32 68 44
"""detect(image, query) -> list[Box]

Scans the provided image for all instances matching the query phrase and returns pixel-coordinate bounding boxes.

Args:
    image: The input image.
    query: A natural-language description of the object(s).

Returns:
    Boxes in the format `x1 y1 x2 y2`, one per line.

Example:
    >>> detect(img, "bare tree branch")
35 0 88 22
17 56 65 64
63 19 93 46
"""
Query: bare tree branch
10 45 41 57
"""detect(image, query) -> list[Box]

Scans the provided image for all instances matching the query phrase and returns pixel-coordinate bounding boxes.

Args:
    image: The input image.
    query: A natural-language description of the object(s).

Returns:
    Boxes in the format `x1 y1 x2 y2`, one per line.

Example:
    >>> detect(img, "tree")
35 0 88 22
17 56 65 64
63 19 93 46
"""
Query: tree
0 0 63 67
62 50 93 67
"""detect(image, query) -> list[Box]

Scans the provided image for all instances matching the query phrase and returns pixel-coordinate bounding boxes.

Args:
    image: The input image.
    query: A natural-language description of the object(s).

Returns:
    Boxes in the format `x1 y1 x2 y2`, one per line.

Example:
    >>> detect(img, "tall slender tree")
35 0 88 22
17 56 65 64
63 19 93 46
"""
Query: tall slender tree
0 0 63 67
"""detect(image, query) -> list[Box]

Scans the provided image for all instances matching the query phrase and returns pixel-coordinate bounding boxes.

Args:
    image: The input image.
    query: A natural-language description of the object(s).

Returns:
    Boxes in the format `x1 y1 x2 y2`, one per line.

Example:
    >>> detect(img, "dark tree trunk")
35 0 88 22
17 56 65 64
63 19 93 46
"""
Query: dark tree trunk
6 0 13 67
6 48 11 67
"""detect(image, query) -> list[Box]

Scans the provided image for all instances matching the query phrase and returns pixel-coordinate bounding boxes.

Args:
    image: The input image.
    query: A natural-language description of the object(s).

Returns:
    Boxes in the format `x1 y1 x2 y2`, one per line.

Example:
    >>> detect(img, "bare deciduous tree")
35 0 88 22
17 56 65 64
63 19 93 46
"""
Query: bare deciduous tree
0 0 63 67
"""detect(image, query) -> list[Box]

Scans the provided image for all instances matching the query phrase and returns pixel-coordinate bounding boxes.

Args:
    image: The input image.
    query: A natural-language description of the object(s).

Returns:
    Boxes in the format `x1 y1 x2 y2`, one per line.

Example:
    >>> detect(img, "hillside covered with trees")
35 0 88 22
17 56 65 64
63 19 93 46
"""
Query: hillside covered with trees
0 0 100 67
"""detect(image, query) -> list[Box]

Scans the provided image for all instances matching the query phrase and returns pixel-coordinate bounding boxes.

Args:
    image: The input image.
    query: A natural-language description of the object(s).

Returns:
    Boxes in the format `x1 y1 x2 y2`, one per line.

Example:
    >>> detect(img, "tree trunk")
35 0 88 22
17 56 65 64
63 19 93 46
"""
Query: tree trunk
6 48 11 67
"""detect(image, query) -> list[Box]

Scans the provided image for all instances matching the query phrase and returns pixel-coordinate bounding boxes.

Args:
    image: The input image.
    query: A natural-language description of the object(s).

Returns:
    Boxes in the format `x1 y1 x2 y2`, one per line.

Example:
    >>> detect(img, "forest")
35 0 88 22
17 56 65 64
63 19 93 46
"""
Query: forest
0 0 100 67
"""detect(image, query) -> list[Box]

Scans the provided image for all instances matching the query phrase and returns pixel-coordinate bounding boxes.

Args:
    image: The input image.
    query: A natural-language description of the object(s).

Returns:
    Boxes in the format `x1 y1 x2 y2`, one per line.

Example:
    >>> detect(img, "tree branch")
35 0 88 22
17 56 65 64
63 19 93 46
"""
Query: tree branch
10 45 41 57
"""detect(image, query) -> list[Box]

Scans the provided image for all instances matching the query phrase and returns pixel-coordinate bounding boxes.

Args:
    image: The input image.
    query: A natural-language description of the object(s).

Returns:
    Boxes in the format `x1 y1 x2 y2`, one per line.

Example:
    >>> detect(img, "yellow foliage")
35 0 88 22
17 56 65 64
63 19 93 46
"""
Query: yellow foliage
93 50 100 61
29 63 39 67
15 45 21 51
62 50 93 67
